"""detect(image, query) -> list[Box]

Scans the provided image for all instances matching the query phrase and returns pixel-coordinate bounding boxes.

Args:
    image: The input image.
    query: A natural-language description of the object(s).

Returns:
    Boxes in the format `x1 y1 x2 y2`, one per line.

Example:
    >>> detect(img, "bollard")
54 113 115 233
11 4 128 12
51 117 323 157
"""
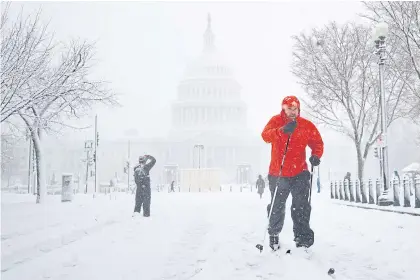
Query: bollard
403 176 411 207
344 180 350 201
330 181 334 199
392 177 400 206
220 186 222 192
189 186 191 192
375 179 381 205
61 174 74 202
230 185 232 192
338 181 343 200
199 187 201 192
415 176 420 208
349 180 355 202
361 181 367 203
368 179 375 204
335 181 340 199
355 180 361 203
240 186 243 192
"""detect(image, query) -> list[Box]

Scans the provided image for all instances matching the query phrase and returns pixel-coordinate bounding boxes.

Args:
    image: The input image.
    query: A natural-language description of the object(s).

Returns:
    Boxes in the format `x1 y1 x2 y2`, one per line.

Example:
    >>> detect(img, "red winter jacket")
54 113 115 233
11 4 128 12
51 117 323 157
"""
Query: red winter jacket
261 111 324 177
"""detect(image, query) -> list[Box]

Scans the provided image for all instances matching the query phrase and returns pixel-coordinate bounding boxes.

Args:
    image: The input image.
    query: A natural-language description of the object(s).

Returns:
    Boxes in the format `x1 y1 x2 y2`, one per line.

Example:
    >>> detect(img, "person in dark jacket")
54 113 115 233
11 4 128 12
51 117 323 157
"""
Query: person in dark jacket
133 154 156 217
256 175 265 199
261 95 324 250
344 172 351 183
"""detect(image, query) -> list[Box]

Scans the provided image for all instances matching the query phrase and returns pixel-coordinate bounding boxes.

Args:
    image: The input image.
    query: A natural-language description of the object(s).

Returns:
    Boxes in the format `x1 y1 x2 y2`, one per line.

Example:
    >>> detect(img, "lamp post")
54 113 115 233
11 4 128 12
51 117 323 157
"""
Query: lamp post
194 144 204 169
373 21 393 206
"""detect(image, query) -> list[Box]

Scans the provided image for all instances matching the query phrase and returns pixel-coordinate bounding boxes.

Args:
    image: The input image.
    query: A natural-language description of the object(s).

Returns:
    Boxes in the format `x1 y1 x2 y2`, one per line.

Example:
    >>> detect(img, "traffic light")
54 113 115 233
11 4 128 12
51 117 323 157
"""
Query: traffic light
123 161 130 174
373 147 379 158
96 132 99 146
93 152 96 163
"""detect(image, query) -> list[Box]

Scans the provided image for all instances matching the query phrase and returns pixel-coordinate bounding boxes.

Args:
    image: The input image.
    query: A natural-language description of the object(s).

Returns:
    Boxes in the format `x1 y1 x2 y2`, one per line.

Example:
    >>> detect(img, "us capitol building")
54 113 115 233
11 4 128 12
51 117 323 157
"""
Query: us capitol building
92 15 267 188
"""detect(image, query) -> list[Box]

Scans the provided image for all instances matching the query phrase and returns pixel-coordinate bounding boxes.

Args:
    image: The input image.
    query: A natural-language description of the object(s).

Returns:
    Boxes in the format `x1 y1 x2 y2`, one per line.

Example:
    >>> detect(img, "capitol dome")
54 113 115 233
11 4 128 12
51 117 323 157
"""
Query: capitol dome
171 14 247 134
181 14 236 81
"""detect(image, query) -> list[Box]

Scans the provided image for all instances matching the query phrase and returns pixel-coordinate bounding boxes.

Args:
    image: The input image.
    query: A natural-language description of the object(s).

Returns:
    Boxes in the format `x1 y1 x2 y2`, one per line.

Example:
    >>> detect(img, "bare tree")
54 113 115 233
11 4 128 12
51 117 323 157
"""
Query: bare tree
2 5 118 203
1 5 55 123
18 40 117 203
361 2 420 119
291 22 410 183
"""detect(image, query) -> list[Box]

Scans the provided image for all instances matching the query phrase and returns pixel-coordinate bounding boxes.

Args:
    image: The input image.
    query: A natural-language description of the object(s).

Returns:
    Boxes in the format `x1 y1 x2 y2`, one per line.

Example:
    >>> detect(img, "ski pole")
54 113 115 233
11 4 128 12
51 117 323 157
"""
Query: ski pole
256 134 292 253
309 164 314 205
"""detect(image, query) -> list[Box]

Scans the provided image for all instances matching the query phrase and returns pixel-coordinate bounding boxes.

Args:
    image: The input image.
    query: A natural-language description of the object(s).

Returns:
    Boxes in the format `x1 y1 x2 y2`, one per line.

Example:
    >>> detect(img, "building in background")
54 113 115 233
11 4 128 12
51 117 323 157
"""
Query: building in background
104 14 265 187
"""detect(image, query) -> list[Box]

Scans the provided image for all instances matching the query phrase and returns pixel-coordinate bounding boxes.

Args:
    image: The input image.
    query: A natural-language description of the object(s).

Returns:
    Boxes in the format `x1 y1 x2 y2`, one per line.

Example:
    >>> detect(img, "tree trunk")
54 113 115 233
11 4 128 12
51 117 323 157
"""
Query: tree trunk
355 142 367 203
31 130 45 204
354 141 364 182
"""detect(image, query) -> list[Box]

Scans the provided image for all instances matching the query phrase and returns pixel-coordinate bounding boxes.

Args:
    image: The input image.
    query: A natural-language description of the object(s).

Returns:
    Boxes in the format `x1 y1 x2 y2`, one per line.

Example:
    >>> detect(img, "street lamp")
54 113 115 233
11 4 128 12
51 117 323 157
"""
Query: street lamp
373 21 393 206
194 144 204 169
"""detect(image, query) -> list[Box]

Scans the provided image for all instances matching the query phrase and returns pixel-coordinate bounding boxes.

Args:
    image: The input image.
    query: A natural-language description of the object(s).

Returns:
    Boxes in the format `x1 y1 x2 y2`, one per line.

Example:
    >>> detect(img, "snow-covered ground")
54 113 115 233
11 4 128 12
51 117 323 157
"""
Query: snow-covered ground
1 191 419 280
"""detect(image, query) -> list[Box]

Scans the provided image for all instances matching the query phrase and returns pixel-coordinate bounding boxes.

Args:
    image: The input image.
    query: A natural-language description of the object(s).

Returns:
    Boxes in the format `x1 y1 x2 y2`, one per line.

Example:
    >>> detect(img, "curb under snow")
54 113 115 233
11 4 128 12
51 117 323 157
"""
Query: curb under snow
332 201 420 217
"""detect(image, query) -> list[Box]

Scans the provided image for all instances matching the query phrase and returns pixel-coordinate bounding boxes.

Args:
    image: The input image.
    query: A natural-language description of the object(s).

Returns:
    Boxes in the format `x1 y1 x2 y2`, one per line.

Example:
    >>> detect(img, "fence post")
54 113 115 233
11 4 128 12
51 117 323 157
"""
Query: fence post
344 180 349 201
335 181 340 199
376 179 381 205
349 180 355 202
330 181 334 199
355 180 361 203
403 175 411 207
368 179 375 204
392 177 400 206
338 181 343 200
415 175 420 208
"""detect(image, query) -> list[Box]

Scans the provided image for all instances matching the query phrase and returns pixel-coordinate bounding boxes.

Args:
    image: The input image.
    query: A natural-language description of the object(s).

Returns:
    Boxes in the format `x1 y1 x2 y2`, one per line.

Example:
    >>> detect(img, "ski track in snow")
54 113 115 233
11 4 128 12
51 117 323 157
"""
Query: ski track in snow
1 192 419 280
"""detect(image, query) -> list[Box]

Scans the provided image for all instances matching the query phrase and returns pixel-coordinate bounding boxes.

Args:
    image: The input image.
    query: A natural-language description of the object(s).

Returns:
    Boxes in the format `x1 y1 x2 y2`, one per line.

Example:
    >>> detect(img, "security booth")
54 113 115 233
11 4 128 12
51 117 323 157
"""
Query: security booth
163 164 179 185
237 163 252 184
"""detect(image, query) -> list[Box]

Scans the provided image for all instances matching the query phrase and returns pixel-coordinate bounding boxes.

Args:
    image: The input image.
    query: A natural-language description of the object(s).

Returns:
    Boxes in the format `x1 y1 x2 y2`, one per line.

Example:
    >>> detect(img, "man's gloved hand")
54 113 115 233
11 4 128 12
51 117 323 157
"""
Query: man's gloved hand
309 155 320 166
282 120 297 134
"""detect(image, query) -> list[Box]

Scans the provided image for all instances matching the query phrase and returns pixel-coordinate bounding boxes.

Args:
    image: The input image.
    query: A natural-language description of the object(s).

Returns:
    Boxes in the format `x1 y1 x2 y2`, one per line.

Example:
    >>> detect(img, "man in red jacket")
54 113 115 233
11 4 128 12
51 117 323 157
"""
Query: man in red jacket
261 95 323 250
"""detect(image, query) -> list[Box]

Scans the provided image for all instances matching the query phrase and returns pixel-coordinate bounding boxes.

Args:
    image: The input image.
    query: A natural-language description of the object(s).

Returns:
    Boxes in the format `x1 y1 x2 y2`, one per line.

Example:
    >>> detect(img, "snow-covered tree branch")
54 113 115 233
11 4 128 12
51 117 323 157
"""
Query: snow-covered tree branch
2 6 118 203
291 22 410 182
1 5 55 123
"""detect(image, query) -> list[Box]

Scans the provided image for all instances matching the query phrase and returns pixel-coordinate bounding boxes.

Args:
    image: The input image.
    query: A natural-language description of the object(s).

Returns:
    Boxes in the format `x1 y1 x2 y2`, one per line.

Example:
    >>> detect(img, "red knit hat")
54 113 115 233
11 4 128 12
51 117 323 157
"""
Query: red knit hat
282 95 300 109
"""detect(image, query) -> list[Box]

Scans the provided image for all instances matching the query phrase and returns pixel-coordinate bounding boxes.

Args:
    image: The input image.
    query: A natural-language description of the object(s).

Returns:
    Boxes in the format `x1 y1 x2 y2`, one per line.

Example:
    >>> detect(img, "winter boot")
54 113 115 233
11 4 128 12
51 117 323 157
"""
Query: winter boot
294 237 313 248
269 235 280 251
132 212 141 218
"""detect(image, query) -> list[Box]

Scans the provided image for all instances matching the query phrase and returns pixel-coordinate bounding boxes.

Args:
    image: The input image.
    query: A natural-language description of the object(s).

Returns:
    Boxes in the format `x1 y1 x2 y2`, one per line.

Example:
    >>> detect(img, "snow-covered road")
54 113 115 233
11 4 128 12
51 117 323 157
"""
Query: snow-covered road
1 192 419 280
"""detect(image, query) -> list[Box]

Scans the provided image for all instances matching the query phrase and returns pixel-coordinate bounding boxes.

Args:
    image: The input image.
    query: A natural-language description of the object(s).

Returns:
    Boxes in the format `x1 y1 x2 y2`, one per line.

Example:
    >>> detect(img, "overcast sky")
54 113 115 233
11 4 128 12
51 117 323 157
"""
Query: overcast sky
6 1 367 137
5 1 419 177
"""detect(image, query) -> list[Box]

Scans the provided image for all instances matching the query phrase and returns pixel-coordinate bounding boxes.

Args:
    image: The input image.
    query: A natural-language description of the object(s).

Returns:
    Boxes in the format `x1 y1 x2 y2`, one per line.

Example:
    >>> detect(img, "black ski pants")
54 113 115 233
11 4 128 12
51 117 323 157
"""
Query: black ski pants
134 177 151 216
267 171 314 245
